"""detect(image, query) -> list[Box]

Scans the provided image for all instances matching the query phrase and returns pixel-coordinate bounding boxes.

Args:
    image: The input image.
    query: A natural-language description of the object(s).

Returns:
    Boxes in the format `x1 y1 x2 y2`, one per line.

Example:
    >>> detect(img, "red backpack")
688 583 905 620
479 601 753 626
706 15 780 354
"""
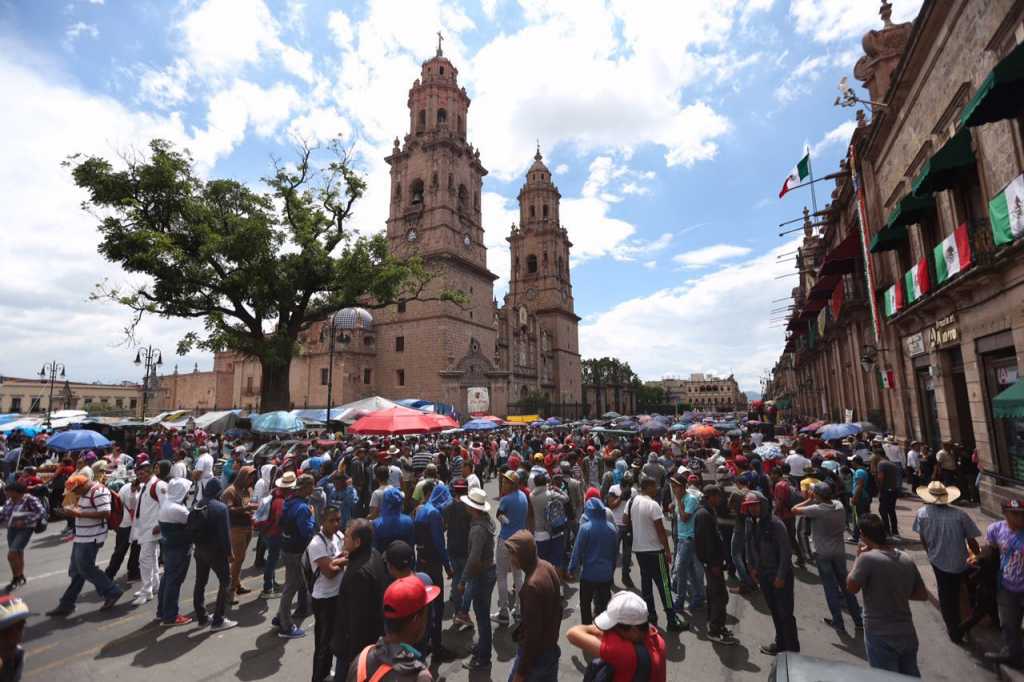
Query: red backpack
108 491 124 530
255 492 286 537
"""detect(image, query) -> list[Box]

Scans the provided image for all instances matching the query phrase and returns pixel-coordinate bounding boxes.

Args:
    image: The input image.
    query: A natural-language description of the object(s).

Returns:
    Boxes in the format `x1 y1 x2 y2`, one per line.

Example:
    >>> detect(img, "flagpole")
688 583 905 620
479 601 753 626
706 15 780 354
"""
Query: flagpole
806 146 819 219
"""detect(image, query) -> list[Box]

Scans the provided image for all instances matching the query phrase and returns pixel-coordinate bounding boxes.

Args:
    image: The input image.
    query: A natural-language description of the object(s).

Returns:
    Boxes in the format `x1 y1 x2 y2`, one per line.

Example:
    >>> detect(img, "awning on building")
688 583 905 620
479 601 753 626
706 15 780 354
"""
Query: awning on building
960 41 1024 128
993 380 1024 419
819 231 861 276
911 128 975 196
808 273 840 300
870 224 907 252
871 193 936 252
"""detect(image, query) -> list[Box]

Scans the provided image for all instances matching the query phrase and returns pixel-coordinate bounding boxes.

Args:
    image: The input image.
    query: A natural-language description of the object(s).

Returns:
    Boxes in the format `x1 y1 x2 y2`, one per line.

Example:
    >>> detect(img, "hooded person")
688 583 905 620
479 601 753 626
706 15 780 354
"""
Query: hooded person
742 490 798 655
253 463 276 502
156 477 193 626
192 478 236 630
413 482 455 662
505 529 564 680
373 487 416 556
568 497 618 625
601 459 628 499
221 465 256 595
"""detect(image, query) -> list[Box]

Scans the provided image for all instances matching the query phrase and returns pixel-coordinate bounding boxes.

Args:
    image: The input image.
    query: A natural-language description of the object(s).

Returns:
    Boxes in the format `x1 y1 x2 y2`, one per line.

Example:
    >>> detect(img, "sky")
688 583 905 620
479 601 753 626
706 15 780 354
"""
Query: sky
0 0 924 393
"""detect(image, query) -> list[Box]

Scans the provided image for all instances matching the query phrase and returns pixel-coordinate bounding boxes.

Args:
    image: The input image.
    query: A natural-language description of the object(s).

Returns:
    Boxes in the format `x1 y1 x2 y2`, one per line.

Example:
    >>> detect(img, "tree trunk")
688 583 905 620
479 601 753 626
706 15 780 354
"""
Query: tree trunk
259 355 292 411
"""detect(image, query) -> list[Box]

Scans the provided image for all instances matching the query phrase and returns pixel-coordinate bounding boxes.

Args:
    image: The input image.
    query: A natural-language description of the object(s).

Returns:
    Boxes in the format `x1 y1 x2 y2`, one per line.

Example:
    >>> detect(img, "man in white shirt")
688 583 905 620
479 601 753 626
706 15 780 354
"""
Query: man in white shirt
906 441 922 489
105 478 141 583
193 447 215 502
130 461 166 605
751 431 765 448
307 506 346 682
625 476 686 632
784 450 811 485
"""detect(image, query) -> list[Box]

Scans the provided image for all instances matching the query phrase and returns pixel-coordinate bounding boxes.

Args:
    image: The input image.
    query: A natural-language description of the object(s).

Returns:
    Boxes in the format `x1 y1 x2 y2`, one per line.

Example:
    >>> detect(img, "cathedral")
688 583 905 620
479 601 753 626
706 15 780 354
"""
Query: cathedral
156 44 582 418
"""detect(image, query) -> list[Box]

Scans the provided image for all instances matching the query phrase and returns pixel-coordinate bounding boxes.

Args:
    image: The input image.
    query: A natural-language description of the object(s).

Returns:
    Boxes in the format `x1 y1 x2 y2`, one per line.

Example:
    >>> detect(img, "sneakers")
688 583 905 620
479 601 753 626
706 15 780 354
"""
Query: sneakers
666 620 689 632
259 589 280 599
760 643 779 656
162 615 193 627
210 618 238 632
235 586 252 595
131 595 152 607
278 625 305 639
491 610 510 625
453 613 474 631
463 657 491 671
708 629 739 645
45 606 74 618
196 616 210 627
100 591 124 611
3 576 26 594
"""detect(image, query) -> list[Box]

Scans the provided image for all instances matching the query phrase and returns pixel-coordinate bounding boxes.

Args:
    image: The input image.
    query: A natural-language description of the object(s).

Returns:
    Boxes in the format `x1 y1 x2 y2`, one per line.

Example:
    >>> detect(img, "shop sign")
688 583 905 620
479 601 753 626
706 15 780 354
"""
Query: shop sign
844 408 854 423
928 314 959 350
904 332 926 357
467 387 489 413
997 367 1019 386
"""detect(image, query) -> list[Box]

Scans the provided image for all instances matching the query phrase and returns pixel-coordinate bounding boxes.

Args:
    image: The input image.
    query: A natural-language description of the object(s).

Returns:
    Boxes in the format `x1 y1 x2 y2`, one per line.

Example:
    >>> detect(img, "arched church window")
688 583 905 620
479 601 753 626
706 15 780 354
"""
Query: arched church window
458 184 467 210
529 205 536 218
411 179 424 205
437 108 447 127
417 110 426 131
542 204 549 218
527 255 537 273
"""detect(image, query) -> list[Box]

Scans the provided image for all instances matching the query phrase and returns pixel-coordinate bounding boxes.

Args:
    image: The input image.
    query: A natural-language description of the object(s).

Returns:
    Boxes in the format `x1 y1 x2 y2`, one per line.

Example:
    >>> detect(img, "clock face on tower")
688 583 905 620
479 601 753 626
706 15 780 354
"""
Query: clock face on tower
406 228 417 242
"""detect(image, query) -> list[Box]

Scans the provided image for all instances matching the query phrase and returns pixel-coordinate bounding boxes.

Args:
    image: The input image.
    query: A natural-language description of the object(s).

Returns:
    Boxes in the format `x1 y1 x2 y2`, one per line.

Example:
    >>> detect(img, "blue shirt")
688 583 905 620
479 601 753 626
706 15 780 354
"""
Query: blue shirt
912 504 980 573
852 468 868 498
676 492 700 540
497 489 528 540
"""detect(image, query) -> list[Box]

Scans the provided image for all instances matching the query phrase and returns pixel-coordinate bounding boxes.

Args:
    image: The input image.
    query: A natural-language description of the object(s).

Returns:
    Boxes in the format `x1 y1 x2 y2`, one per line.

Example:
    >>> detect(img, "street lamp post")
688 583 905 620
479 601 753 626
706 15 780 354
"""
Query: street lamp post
325 307 373 424
38 361 66 427
134 346 163 419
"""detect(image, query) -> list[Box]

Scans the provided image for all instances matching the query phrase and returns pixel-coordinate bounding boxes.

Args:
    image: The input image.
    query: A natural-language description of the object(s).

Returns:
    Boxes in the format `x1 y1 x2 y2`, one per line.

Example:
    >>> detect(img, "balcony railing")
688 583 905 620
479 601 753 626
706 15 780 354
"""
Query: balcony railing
968 217 997 268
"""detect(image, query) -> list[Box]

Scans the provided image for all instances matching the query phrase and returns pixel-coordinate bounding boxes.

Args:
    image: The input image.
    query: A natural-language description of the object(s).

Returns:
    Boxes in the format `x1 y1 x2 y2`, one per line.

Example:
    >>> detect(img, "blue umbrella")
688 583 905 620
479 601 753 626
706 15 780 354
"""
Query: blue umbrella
754 443 783 460
545 417 561 425
817 423 862 441
530 420 545 428
463 419 498 431
252 411 305 434
46 429 111 452
669 423 688 432
640 422 668 437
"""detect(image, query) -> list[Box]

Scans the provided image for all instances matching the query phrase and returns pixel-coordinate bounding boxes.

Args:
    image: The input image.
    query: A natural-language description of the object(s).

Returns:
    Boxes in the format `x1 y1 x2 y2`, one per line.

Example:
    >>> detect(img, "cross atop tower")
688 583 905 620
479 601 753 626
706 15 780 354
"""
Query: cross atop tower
436 31 444 57
535 140 542 161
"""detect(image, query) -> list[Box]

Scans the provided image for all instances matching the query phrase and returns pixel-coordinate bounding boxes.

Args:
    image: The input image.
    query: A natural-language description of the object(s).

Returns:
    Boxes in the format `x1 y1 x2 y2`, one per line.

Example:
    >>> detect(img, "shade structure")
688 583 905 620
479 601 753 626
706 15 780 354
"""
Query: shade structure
348 406 448 435
855 421 880 432
669 423 688 432
993 380 1024 419
463 418 499 431
912 128 975 196
639 421 668 437
252 411 305 434
817 422 862 440
800 420 826 433
870 194 936 253
424 413 459 430
193 410 241 434
686 424 719 439
479 415 504 423
818 231 862 277
601 411 622 420
961 41 1024 128
46 429 112 452
331 396 402 424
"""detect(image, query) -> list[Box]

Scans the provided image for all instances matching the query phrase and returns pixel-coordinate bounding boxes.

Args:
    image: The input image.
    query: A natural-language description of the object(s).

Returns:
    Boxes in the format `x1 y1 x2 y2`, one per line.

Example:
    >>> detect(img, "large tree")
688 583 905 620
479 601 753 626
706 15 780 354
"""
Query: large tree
70 138 459 410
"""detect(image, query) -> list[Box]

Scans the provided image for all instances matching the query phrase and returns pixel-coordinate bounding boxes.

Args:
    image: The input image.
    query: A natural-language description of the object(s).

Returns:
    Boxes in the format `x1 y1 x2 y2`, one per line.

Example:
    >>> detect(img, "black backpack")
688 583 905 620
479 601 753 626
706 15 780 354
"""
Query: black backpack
187 503 211 545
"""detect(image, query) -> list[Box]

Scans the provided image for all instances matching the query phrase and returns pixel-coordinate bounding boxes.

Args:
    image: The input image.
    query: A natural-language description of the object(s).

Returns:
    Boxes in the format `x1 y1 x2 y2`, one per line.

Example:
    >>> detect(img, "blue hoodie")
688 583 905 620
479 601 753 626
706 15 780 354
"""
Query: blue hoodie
414 484 452 570
281 494 316 553
318 474 359 529
568 498 618 582
372 487 415 555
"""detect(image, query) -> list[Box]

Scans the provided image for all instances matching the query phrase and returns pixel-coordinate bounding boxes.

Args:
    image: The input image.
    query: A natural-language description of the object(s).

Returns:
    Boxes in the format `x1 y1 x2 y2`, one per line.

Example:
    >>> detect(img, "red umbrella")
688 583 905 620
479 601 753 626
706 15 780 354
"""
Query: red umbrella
686 424 719 440
349 407 447 435
425 413 459 430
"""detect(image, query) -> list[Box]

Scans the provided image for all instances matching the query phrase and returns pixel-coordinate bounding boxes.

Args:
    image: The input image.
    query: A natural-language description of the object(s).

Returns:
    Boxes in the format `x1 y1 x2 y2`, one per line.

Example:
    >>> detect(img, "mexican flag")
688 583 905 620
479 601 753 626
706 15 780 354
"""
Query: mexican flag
990 172 1024 246
933 223 972 284
883 283 904 317
904 258 930 303
779 152 810 198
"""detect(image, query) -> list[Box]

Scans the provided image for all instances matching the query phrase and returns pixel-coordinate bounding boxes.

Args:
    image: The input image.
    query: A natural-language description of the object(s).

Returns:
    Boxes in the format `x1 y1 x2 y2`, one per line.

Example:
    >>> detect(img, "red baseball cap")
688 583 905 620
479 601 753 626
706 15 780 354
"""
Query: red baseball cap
585 486 601 501
383 575 440 620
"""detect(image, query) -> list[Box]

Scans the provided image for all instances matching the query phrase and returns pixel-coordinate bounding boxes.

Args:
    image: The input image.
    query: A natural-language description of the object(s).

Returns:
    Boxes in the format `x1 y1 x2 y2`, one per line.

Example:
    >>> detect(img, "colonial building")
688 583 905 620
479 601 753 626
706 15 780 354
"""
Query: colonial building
770 0 1024 515
0 375 142 416
647 374 747 412
155 44 582 418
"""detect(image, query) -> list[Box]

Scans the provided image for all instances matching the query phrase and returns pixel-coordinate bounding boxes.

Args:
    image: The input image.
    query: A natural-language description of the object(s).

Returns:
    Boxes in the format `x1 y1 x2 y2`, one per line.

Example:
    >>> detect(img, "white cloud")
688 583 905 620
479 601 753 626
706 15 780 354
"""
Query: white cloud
672 244 752 268
614 232 673 262
580 241 800 390
811 120 857 157
481 0 499 20
554 163 569 175
327 10 354 48
64 21 99 48
790 0 923 43
642 260 658 269
139 58 192 108
287 106 352 145
481 191 517 298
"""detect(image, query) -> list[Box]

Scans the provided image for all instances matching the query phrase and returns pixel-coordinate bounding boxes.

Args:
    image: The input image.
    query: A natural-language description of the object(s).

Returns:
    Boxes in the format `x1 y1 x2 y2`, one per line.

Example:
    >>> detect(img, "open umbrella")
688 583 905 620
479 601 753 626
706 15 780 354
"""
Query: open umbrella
726 429 743 438
463 418 499 431
252 411 305 434
669 423 689 432
686 424 719 440
349 406 447 435
46 429 111 452
639 422 668 437
545 417 561 425
855 421 880 433
601 411 622 420
799 420 826 434
754 443 784 460
817 423 862 441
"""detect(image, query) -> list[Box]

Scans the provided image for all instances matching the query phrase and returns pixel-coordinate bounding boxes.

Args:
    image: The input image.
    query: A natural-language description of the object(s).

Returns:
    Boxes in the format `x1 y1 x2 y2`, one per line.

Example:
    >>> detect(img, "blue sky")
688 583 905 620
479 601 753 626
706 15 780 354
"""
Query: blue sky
0 0 923 392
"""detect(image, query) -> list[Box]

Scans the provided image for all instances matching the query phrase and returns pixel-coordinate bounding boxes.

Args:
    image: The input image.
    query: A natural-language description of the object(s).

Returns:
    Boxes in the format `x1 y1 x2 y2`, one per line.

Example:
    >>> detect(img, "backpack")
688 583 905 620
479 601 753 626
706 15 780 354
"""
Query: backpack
108 490 124 530
301 531 330 590
582 657 615 682
32 494 49 534
545 492 569 536
187 502 211 545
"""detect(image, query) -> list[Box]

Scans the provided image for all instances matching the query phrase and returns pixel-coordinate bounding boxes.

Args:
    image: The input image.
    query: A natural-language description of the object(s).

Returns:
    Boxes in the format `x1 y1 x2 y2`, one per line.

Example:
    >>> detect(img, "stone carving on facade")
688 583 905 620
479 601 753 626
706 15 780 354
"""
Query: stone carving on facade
854 1 913 108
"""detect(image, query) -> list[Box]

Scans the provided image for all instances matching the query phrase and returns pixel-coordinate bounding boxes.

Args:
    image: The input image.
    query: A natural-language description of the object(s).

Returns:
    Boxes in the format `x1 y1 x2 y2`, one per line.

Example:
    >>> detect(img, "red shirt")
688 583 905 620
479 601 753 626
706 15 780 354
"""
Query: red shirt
599 627 666 682
773 479 794 520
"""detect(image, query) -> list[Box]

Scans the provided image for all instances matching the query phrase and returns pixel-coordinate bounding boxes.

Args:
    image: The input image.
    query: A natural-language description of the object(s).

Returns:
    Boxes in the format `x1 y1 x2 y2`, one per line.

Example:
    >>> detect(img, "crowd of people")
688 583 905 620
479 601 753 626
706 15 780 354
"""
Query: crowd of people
0 416 1019 680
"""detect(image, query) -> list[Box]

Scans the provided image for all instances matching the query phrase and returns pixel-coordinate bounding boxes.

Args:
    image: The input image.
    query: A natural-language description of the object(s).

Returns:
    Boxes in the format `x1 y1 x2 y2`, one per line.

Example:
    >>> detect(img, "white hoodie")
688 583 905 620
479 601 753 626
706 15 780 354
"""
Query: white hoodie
131 477 167 543
158 478 191 525
253 464 276 501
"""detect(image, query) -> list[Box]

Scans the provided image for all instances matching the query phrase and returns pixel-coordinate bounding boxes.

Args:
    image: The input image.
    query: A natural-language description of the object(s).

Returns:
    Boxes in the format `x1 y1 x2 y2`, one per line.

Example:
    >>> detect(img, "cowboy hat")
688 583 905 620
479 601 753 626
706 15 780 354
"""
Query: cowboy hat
275 471 298 489
387 445 401 456
917 480 960 505
460 487 491 513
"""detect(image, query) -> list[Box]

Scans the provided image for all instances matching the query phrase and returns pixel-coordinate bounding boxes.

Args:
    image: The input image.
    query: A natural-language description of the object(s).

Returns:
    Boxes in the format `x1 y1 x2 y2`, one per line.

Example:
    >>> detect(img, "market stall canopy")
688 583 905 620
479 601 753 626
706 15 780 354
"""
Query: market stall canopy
395 399 437 413
0 418 44 434
251 411 305 434
193 410 242 434
911 128 975 196
331 396 402 424
463 418 498 431
993 380 1024 419
145 410 191 426
348 406 447 435
960 41 1024 128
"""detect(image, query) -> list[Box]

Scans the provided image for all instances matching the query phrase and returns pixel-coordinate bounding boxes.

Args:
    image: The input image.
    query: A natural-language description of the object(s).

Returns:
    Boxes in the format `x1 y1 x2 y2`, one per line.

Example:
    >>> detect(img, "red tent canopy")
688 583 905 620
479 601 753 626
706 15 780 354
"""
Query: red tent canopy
349 406 449 435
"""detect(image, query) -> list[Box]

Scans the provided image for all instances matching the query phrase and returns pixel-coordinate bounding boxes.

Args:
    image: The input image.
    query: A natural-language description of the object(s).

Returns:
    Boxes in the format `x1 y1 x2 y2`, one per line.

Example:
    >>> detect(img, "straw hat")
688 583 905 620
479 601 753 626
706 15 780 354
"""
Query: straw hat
917 480 960 505
275 471 298 489
461 487 491 513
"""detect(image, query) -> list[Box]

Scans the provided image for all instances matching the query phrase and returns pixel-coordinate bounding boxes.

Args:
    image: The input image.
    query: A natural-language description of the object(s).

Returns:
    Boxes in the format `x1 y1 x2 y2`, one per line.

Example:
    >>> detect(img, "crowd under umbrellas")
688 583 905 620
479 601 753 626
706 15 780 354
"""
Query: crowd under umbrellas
0 402 1012 681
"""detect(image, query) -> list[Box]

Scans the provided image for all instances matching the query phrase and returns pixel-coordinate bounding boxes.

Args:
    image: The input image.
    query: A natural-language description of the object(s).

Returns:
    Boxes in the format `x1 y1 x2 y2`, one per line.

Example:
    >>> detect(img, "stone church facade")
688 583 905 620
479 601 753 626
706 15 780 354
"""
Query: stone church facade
155 46 582 418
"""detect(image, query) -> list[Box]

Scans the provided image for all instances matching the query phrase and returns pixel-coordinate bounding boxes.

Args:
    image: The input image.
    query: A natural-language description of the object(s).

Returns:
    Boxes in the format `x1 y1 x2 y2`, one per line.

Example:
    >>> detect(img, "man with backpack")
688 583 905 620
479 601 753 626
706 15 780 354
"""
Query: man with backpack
347 575 437 682
46 475 124 617
255 472 290 598
189 478 236 631
308 506 346 682
567 590 667 682
528 472 570 577
274 472 316 639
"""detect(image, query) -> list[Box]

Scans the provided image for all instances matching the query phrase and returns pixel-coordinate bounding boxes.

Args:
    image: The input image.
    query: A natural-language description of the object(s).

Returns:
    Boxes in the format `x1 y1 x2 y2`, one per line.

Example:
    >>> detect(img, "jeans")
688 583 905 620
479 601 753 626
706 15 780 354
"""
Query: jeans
262 534 281 592
760 572 799 653
467 566 496 663
851 498 871 542
106 528 140 580
508 644 560 682
997 588 1024 659
417 559 445 654
537 535 565 570
635 551 680 627
672 537 705 609
616 527 633 582
157 544 191 622
451 556 472 612
578 579 612 625
933 565 969 640
796 517 813 561
58 541 122 610
193 545 230 625
731 528 754 587
495 539 523 613
312 596 337 682
879 489 899 537
864 632 920 677
816 555 862 630
137 539 161 598
277 551 311 631
705 566 728 633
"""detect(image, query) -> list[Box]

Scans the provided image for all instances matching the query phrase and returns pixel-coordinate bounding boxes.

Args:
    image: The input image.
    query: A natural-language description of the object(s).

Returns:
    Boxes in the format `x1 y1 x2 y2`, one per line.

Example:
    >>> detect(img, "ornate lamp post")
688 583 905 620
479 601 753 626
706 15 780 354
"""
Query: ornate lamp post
38 361 65 427
325 308 373 423
134 346 163 419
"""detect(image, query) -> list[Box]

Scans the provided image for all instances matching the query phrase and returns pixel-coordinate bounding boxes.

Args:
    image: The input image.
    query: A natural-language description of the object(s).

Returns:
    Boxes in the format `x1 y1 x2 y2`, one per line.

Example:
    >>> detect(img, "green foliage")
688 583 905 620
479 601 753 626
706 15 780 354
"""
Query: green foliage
581 357 639 386
635 383 666 406
69 138 463 408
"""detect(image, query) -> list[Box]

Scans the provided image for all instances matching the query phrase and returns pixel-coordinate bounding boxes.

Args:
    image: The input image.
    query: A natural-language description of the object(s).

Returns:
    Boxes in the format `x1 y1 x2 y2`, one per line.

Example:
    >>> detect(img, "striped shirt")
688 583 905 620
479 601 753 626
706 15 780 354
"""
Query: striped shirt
412 451 434 475
75 483 111 543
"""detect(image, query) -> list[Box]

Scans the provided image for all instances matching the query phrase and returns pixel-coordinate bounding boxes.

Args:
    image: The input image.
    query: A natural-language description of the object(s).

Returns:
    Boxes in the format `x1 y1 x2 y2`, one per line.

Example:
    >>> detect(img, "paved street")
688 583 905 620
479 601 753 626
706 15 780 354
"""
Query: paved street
14 478 999 681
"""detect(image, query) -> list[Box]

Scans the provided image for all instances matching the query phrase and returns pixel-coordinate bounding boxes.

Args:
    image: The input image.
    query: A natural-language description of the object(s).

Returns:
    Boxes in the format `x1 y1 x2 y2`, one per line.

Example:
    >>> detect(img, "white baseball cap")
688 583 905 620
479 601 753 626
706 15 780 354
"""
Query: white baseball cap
594 591 649 631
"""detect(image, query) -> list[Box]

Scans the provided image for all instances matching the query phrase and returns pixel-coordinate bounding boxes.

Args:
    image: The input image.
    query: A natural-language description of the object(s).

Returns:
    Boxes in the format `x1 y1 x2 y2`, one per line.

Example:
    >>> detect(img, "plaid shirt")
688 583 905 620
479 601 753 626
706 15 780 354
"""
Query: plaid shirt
0 494 46 529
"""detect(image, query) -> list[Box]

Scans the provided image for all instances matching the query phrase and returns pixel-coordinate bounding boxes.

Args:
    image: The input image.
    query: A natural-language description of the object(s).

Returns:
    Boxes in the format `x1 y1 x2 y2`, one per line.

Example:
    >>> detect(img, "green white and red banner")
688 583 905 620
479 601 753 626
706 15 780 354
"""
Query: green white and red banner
883 283 904 317
779 152 810 198
851 145 882 341
933 222 972 284
904 258 930 303
990 172 1024 246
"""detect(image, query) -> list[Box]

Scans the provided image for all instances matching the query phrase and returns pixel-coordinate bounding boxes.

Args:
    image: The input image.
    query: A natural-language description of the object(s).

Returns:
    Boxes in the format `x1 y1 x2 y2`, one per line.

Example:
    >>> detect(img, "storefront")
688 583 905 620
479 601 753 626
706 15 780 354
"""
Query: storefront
979 331 1024 480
